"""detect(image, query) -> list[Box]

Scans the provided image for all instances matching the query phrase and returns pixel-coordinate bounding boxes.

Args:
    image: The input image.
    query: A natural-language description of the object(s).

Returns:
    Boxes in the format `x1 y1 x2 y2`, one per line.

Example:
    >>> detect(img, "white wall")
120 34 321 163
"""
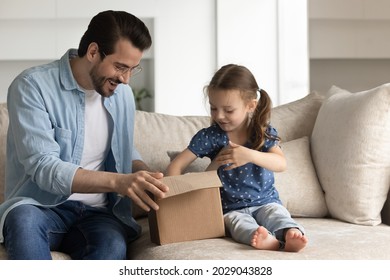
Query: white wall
217 0 278 103
277 0 309 104
0 0 309 116
0 0 216 116
152 0 216 116
217 0 309 106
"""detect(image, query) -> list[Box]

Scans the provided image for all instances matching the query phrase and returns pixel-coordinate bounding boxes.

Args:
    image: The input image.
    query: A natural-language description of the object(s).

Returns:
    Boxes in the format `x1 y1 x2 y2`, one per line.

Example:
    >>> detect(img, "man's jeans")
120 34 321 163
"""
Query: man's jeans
3 200 131 260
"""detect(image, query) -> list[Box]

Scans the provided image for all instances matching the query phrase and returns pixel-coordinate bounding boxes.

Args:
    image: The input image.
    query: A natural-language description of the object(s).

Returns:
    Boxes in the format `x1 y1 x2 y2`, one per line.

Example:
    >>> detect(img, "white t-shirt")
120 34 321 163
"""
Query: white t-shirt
68 89 112 207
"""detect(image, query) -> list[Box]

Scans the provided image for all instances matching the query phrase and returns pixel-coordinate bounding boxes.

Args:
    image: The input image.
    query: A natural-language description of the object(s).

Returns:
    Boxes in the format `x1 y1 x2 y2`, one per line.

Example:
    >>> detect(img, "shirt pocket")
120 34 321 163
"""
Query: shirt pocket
54 126 73 162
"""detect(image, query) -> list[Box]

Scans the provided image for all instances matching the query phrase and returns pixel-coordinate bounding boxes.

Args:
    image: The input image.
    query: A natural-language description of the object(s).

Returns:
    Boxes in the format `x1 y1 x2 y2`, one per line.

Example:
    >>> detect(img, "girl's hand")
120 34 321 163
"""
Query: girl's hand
215 141 255 170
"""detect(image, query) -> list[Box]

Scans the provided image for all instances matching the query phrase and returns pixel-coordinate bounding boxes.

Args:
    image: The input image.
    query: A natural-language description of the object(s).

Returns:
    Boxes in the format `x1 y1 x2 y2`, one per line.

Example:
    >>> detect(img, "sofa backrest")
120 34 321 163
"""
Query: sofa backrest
134 110 211 173
270 92 324 142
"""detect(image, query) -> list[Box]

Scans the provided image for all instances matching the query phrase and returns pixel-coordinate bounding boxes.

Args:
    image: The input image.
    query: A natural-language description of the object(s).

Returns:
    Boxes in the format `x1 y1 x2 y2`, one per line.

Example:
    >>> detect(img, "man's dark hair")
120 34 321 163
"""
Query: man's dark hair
78 10 152 57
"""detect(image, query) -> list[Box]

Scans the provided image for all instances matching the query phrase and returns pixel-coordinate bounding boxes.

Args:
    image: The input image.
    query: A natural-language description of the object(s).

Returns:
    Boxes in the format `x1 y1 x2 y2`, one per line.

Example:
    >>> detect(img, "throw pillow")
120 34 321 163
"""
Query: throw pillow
167 151 210 173
311 84 390 226
134 111 210 173
325 85 350 98
271 91 324 143
275 136 328 218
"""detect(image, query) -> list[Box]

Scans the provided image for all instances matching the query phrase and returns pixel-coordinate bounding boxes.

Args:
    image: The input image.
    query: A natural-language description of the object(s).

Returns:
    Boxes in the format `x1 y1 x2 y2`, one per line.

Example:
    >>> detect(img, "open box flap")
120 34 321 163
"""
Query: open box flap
160 171 221 199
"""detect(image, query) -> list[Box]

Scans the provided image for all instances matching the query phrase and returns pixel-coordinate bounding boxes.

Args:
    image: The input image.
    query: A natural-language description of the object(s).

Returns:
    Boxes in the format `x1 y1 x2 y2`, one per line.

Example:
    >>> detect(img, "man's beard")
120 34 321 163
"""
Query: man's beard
89 65 119 97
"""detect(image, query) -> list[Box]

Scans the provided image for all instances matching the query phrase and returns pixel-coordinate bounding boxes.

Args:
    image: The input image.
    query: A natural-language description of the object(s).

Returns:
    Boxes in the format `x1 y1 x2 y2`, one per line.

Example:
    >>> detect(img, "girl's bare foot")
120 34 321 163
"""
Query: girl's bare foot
284 228 308 252
251 226 280 250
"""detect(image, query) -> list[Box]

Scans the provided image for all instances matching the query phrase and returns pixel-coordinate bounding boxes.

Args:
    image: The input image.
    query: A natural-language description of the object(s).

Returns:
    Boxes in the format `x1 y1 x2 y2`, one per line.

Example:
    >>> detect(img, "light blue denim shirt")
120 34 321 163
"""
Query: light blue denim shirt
0 49 142 243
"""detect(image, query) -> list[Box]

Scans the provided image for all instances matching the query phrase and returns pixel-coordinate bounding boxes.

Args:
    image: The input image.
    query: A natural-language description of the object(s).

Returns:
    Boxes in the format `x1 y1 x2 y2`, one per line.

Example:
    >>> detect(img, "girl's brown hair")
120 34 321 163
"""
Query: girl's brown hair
204 64 279 150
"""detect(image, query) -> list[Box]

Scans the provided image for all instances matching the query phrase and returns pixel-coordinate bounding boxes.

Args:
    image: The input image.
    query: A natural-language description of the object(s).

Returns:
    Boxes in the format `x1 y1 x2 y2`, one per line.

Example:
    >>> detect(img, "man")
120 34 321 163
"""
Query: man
0 10 168 260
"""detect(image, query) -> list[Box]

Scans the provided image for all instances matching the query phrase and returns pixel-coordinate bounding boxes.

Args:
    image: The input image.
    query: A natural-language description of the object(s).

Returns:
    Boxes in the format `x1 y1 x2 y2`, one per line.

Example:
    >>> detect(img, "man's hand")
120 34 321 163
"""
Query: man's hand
116 171 169 212
72 168 169 212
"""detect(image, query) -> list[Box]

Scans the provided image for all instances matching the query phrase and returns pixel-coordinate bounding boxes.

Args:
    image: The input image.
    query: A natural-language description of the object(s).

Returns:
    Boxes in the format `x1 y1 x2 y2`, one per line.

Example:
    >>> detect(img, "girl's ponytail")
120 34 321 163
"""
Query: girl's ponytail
249 89 279 150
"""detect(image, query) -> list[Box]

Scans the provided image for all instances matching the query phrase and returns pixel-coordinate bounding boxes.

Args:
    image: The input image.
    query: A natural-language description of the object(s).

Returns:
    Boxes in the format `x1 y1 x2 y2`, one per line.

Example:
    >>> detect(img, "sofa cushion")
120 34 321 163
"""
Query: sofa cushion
275 136 328 218
270 91 324 142
311 84 390 225
0 103 8 203
167 150 210 173
128 217 390 260
134 111 211 173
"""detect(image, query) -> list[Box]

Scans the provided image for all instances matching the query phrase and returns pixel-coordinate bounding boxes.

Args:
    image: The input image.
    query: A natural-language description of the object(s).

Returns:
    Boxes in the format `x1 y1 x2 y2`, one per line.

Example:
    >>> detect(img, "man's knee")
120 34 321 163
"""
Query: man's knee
80 234 127 260
104 235 127 259
5 204 43 231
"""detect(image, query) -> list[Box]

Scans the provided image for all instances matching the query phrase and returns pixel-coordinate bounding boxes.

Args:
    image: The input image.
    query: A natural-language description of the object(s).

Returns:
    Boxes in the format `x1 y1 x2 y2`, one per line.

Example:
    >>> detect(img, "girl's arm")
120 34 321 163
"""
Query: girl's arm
205 158 221 171
215 141 287 172
166 148 198 176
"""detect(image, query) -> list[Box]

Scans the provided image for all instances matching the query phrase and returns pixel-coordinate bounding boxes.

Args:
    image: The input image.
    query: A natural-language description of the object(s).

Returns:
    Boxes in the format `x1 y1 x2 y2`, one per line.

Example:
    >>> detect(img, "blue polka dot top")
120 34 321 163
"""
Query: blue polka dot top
188 124 282 213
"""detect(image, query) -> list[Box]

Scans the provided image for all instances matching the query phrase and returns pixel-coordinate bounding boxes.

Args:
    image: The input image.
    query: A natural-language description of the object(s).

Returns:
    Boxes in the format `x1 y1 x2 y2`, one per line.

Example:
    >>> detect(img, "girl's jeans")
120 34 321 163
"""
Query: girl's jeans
223 202 305 247
3 200 132 260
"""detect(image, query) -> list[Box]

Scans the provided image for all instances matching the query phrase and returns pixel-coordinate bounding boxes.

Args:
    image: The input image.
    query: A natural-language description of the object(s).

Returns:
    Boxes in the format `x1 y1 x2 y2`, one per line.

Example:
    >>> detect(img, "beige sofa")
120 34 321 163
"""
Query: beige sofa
1 85 390 260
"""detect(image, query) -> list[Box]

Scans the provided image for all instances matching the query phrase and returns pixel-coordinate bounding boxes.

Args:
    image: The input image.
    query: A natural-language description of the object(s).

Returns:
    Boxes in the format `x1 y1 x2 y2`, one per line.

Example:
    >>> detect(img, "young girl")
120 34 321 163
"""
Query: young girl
166 64 308 252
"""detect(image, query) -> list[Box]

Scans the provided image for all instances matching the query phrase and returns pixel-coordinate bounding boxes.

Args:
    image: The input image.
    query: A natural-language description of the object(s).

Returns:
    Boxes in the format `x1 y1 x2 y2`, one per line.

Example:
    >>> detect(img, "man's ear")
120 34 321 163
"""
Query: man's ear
86 42 100 61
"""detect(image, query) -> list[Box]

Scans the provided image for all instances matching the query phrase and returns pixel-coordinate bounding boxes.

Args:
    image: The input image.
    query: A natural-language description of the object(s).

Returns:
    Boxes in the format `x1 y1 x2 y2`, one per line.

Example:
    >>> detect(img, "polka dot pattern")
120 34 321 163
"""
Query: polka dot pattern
188 124 282 213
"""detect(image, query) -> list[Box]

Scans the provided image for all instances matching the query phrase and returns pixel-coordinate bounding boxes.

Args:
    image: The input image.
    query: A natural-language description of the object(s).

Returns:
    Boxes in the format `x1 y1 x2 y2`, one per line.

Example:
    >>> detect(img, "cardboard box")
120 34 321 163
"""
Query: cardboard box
148 171 225 245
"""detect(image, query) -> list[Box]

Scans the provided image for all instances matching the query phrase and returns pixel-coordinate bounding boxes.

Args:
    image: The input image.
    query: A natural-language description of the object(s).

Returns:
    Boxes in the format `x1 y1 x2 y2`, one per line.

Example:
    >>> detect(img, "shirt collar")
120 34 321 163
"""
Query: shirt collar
59 49 82 92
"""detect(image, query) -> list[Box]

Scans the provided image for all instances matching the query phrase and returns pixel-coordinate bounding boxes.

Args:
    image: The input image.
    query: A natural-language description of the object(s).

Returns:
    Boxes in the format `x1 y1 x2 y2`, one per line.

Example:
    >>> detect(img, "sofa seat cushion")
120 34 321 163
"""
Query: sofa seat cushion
127 217 390 260
311 84 390 225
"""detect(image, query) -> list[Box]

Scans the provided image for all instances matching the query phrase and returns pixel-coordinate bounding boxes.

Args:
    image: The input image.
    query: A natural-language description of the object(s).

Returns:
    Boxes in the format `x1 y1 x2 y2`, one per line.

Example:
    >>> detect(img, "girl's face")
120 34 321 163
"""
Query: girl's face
209 89 256 133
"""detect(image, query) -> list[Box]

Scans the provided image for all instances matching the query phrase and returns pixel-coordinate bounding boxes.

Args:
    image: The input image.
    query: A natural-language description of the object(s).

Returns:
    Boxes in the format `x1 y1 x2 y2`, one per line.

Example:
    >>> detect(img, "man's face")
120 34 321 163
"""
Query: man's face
90 39 143 97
